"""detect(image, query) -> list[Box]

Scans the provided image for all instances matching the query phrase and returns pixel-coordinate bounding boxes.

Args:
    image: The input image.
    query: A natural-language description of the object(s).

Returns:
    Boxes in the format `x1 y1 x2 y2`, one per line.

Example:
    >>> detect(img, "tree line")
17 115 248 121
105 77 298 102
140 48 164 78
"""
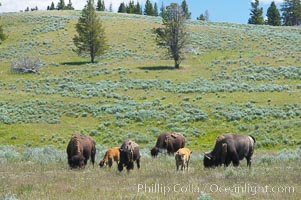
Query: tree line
47 0 74 10
117 0 191 19
249 0 301 26
46 0 300 26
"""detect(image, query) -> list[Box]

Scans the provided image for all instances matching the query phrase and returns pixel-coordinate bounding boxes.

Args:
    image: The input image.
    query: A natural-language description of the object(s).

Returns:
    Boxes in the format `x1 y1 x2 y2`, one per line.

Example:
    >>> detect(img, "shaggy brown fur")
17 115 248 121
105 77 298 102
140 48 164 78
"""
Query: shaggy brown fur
118 140 141 172
66 134 96 169
204 134 255 168
151 132 185 157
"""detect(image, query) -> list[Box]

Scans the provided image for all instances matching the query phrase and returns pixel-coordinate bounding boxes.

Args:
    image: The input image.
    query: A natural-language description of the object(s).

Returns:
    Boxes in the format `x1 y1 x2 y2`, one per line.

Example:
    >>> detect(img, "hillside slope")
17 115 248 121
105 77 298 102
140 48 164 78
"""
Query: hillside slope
0 11 300 150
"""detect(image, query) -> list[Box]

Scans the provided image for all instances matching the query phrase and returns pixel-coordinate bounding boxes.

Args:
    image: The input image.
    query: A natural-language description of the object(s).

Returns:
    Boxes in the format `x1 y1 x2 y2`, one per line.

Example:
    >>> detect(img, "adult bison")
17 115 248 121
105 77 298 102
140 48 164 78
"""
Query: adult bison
151 132 185 157
118 140 141 172
66 134 96 169
204 134 255 168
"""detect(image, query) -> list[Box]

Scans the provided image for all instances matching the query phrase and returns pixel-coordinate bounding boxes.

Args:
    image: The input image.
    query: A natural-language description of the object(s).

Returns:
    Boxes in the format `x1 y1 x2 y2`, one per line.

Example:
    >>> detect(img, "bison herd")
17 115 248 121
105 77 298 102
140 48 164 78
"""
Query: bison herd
66 132 256 172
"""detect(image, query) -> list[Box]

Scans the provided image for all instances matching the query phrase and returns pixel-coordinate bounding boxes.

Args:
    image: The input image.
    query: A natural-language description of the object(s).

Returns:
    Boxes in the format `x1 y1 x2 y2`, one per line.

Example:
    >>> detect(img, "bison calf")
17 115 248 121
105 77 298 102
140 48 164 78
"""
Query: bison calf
175 148 192 171
99 147 120 168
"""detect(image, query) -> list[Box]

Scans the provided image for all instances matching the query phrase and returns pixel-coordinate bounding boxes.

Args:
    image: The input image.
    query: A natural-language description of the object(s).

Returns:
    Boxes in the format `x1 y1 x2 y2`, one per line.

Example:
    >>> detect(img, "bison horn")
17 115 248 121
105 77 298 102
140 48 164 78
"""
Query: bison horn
205 154 211 160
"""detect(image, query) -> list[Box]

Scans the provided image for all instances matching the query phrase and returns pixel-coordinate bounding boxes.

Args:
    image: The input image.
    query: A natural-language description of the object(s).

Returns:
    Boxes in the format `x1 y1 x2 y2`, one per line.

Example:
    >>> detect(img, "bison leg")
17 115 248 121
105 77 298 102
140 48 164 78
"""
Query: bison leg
126 162 134 171
231 152 240 167
108 158 113 168
91 153 96 168
246 156 252 168
118 163 124 172
136 158 140 169
186 160 189 171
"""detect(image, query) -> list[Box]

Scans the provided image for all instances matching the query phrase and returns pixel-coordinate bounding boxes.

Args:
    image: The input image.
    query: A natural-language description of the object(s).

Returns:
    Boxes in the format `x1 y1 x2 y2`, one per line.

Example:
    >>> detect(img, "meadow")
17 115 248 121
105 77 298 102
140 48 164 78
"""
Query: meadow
0 146 300 199
0 10 300 199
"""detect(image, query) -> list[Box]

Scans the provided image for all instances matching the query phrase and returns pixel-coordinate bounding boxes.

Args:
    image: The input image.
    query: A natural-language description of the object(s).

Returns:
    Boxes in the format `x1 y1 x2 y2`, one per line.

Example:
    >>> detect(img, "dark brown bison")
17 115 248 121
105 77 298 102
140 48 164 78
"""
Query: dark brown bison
151 132 185 157
66 134 96 169
204 134 255 168
118 140 141 172
99 147 120 168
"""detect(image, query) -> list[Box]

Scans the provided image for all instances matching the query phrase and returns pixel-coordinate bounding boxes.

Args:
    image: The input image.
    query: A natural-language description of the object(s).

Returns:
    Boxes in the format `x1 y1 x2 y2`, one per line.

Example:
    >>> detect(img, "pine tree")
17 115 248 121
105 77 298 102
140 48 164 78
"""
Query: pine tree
144 0 154 16
155 3 189 69
153 3 159 16
66 0 74 10
267 1 281 26
97 0 105 11
204 10 210 21
134 2 142 15
127 1 135 14
118 2 126 13
0 3 7 44
248 0 264 24
57 0 66 10
73 0 108 63
160 2 167 18
50 2 55 10
0 26 6 44
181 0 191 19
109 2 113 12
197 14 205 21
0 24 6 44
281 0 301 26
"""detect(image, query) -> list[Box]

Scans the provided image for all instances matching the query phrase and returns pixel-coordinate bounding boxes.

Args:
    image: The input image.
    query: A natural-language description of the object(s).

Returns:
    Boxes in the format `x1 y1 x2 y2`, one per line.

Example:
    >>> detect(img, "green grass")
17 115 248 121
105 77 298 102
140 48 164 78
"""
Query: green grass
2 10 301 200
0 147 300 200
0 10 300 152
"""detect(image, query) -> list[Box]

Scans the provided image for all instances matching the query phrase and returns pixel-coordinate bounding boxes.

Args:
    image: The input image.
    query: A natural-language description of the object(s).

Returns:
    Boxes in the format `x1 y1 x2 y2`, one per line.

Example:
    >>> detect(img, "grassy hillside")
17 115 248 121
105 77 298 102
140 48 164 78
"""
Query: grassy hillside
0 11 301 200
0 11 301 151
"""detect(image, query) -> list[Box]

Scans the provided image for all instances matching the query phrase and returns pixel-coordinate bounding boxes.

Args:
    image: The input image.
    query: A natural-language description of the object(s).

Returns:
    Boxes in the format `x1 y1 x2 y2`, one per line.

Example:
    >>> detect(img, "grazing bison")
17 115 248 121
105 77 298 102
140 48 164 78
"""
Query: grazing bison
175 148 192 171
118 140 141 172
99 147 120 168
204 134 255 168
151 132 185 157
66 134 96 169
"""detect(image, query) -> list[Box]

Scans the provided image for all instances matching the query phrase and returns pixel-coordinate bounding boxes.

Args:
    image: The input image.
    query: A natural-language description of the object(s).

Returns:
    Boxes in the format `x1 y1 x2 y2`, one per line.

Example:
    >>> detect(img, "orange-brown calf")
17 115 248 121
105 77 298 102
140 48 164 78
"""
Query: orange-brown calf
175 148 192 171
99 147 120 168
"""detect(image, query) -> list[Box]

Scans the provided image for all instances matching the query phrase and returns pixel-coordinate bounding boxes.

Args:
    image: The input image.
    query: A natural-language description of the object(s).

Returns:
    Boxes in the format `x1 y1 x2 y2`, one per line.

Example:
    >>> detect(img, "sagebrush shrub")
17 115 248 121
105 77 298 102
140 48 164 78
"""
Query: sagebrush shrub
11 57 43 73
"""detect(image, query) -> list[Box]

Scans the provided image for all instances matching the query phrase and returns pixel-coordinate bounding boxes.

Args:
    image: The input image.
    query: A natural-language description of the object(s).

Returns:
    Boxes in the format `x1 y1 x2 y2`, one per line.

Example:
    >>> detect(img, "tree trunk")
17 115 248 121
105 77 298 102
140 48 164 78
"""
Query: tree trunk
174 59 180 69
90 50 95 63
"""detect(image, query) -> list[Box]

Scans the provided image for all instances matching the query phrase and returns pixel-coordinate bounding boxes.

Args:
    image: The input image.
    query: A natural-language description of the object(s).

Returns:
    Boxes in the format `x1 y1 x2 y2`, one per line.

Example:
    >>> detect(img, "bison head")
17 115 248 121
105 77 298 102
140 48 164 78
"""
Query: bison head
203 153 215 168
118 148 135 171
69 155 85 169
99 160 106 168
120 148 134 163
151 147 159 157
